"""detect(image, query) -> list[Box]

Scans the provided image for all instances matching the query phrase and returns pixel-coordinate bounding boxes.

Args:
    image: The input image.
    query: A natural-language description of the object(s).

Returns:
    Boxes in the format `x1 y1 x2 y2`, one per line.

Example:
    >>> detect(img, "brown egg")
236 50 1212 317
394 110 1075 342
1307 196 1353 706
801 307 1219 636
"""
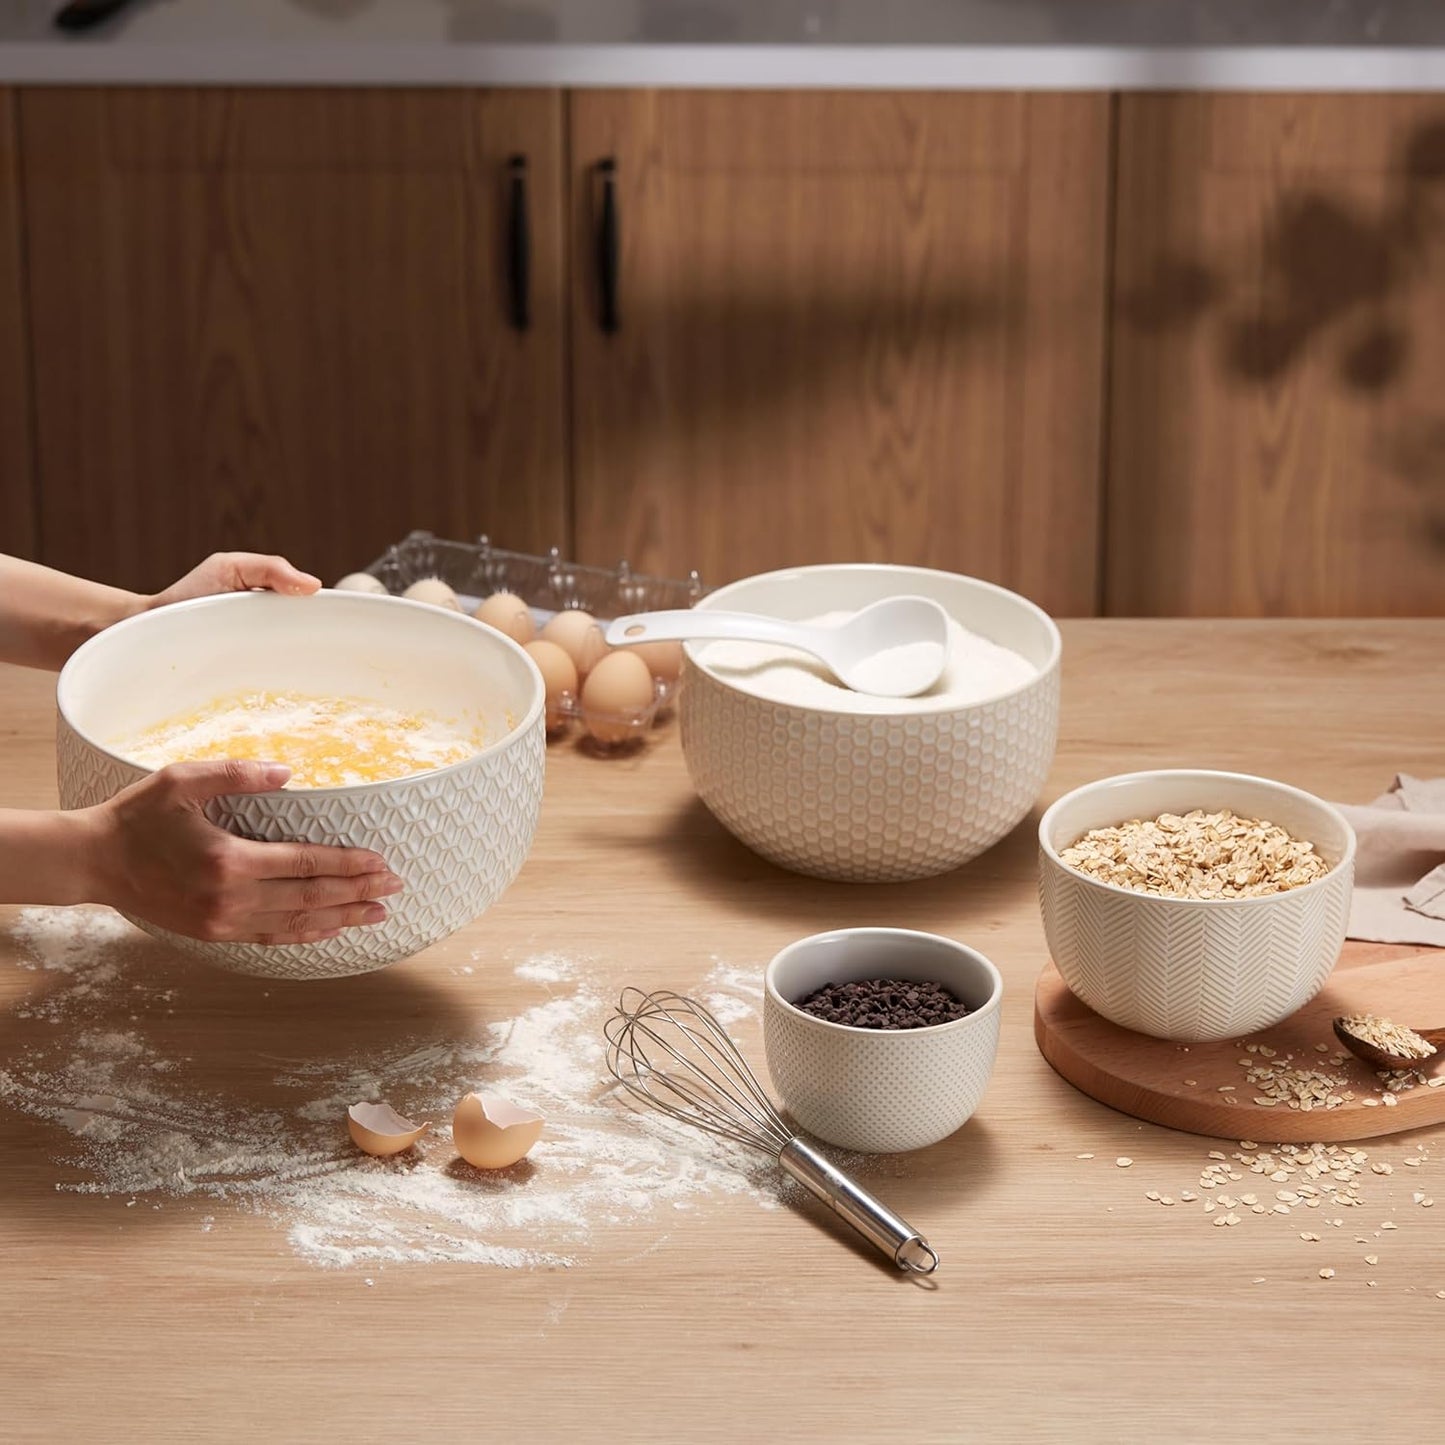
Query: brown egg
524 639 579 732
540 608 609 677
402 577 461 610
453 1092 544 1170
625 639 685 684
581 649 656 744
334 572 388 595
473 590 535 645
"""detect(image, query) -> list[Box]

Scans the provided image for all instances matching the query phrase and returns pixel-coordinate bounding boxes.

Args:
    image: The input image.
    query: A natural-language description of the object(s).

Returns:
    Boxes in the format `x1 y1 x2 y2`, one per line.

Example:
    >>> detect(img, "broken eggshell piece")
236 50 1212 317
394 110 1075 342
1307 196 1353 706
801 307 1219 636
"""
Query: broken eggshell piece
347 1101 429 1158
453 1092 545 1170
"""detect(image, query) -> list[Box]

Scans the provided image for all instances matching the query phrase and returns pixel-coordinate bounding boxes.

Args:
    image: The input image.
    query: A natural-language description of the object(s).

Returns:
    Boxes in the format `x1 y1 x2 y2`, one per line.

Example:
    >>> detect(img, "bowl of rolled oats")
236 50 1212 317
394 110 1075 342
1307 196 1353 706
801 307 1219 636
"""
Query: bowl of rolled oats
1038 770 1355 1042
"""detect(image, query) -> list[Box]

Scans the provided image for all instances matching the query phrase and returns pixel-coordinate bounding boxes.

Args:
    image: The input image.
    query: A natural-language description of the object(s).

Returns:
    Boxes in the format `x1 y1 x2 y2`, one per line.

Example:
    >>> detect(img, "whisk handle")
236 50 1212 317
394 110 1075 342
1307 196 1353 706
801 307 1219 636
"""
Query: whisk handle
779 1139 939 1275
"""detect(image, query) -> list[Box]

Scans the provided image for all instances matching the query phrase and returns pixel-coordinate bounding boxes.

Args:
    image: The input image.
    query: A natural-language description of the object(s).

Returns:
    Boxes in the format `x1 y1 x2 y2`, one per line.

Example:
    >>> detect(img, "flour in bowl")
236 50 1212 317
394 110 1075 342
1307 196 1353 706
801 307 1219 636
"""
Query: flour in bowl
114 691 485 788
700 611 1036 712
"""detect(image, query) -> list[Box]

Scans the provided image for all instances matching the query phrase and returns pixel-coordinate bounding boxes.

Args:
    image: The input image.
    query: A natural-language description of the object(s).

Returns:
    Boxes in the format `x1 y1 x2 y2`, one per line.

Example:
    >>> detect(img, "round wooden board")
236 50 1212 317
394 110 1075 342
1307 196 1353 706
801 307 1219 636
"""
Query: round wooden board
1034 943 1445 1142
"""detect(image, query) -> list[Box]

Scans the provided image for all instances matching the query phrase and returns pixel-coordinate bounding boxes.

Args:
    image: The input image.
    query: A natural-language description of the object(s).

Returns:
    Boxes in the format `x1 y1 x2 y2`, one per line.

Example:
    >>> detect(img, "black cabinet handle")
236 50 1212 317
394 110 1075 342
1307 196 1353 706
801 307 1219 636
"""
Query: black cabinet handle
598 158 620 335
53 0 138 31
507 154 530 332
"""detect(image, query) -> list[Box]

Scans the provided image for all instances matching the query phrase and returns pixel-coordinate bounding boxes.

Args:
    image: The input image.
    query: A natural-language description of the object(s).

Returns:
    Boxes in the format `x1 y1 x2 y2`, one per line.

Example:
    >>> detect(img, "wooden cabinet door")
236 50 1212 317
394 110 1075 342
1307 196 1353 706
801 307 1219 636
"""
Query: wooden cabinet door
21 88 566 593
1109 95 1445 617
568 93 1109 617
0 90 34 560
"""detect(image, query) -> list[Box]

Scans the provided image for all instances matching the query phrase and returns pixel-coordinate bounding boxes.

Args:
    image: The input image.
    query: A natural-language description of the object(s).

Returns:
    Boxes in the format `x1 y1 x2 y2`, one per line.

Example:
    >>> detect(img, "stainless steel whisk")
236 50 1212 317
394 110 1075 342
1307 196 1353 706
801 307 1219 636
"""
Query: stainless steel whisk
604 988 939 1275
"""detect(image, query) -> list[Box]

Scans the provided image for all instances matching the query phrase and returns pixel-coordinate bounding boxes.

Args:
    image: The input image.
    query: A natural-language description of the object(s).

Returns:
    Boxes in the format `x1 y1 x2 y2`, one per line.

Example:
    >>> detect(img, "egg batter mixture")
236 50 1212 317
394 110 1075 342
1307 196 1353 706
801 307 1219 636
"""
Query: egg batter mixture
115 691 484 788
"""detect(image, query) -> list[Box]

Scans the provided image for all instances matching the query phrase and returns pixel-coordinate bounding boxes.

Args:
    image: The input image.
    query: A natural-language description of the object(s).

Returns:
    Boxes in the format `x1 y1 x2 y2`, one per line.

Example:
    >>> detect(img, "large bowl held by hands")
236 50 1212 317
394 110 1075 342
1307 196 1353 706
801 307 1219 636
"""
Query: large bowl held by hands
679 564 1061 883
56 591 545 980
1039 770 1356 1042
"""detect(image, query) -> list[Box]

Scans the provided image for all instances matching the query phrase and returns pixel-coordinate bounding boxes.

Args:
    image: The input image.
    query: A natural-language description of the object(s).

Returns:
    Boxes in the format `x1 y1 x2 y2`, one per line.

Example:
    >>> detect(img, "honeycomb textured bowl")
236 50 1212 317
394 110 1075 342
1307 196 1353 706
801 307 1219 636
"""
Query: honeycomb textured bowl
764 928 1003 1154
1039 770 1356 1042
680 565 1060 883
56 591 545 980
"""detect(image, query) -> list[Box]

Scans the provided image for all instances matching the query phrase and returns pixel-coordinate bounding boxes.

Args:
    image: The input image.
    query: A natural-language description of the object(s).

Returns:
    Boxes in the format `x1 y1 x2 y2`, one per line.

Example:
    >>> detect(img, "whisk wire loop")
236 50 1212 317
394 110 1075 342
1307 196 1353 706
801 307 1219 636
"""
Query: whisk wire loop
605 988 792 1154
604 987 939 1276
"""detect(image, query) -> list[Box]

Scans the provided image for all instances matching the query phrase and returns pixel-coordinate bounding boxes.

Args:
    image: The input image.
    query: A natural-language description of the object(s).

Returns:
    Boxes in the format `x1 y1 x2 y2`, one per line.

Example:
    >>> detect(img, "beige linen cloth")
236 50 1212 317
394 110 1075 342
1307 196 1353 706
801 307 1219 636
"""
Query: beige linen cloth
1335 775 1445 946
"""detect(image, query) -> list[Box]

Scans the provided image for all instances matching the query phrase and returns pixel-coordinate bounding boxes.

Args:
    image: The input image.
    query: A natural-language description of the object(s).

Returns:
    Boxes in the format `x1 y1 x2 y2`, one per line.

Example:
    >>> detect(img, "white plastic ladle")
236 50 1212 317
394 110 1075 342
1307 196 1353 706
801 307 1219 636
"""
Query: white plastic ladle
604 595 950 699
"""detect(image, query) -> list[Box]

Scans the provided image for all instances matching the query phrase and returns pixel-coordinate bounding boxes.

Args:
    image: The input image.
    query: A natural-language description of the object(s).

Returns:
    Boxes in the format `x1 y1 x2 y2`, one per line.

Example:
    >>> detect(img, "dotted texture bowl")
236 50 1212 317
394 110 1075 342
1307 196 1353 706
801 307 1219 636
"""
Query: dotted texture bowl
56 592 545 980
680 565 1060 883
1039 771 1356 1043
764 928 1003 1154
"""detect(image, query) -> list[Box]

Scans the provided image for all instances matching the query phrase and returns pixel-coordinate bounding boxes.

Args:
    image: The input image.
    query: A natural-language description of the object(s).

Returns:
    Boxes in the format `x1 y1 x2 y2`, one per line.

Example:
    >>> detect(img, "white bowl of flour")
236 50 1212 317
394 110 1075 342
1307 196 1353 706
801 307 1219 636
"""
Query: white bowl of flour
680 565 1060 882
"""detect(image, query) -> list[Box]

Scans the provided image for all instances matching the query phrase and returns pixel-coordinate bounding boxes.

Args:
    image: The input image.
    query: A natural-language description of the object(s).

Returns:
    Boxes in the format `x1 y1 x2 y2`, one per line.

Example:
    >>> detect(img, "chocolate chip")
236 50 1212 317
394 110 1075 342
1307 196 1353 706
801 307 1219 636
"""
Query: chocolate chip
793 978 970 1031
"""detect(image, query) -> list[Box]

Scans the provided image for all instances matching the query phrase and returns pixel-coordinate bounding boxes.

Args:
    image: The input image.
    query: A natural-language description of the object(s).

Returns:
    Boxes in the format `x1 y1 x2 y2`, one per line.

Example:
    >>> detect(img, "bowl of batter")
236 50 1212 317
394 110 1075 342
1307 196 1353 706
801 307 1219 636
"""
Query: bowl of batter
55 590 545 978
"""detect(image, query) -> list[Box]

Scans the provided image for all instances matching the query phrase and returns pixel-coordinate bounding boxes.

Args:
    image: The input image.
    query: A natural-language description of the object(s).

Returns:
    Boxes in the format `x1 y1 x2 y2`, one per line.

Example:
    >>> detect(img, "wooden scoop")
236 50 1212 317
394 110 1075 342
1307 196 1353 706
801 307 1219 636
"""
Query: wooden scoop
1332 1016 1445 1073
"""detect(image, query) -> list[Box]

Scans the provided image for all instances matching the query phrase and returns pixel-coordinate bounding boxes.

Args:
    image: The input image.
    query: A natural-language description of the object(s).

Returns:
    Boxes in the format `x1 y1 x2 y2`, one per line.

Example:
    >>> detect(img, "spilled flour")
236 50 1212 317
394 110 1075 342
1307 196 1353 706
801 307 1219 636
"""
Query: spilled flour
0 908 790 1270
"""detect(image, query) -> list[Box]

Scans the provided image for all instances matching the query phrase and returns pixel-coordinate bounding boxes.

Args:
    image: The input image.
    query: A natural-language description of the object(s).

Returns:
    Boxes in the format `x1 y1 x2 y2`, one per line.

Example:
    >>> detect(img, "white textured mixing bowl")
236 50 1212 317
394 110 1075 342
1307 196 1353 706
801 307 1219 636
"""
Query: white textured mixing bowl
1039 770 1356 1042
56 591 545 980
679 565 1060 882
764 928 1003 1153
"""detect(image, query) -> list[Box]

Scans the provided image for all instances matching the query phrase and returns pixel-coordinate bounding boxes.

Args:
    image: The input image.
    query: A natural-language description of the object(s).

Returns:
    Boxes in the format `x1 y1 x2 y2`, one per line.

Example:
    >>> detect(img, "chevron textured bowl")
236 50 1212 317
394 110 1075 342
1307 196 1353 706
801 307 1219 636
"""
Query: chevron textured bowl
764 928 1003 1153
680 564 1060 883
56 591 545 980
1039 770 1355 1042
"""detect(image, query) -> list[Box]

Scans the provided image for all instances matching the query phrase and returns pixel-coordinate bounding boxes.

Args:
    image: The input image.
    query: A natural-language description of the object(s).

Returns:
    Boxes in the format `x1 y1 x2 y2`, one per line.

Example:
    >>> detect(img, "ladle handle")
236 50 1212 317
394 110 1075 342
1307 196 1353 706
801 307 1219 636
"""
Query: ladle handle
606 609 824 654
779 1138 939 1275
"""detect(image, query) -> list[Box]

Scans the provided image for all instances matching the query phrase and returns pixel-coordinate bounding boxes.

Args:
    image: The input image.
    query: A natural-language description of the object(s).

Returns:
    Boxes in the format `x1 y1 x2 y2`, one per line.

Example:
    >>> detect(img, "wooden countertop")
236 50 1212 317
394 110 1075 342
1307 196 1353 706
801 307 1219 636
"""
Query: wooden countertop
3 618 1444 1441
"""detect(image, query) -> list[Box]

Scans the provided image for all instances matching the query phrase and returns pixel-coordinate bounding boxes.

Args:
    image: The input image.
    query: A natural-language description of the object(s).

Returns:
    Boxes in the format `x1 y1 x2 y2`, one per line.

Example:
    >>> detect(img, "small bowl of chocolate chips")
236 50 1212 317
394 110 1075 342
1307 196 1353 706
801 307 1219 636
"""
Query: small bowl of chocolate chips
764 927 1002 1154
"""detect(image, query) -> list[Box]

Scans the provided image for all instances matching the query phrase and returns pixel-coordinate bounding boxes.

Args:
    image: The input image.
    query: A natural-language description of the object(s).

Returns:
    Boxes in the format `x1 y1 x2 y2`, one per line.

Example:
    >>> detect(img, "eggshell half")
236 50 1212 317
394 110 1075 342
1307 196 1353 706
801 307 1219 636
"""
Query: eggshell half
453 1092 545 1170
348 1101 429 1157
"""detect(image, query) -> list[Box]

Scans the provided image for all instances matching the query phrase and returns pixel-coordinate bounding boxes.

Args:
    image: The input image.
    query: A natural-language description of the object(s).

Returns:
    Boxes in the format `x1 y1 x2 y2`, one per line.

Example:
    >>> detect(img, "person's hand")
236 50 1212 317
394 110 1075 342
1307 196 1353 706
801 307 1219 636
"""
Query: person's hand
82 760 403 945
146 552 322 611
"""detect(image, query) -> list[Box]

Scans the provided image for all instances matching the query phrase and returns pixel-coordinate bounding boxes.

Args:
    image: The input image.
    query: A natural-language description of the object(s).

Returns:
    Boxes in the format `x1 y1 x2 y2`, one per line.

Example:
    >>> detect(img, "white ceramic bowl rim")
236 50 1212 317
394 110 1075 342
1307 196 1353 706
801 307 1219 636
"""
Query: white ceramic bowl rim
55 589 547 797
686 563 1062 718
764 927 1005 1038
1039 768 1358 909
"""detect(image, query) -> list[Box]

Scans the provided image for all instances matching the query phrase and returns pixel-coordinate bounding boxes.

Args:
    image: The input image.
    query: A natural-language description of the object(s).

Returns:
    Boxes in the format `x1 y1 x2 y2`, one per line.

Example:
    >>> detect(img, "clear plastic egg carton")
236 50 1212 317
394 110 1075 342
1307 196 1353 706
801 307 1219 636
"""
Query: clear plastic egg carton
359 531 706 745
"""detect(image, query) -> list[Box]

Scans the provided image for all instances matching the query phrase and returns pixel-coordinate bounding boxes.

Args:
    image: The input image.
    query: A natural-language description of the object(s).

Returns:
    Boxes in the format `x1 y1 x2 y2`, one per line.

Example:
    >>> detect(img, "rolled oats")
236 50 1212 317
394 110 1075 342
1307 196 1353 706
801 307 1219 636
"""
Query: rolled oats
1060 809 1330 899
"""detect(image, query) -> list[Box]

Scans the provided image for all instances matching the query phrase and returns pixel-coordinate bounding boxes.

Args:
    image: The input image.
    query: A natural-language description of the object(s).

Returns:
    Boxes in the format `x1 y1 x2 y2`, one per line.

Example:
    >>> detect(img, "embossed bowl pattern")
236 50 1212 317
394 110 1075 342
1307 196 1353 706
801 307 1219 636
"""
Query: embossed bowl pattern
56 591 545 980
1039 770 1356 1042
680 565 1061 883
764 928 1003 1154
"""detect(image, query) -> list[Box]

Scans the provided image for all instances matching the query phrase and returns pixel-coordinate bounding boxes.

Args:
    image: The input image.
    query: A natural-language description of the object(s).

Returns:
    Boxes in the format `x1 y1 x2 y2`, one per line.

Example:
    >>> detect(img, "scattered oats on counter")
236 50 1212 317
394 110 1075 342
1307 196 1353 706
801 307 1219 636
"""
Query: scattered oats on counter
1077 1128 1445 1294
1060 809 1330 899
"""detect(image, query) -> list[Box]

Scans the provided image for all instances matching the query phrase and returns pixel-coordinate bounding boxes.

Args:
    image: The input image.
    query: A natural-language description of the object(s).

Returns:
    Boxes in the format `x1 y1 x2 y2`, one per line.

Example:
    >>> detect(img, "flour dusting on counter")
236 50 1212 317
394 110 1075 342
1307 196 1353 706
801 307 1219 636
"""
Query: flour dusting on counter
0 907 780 1270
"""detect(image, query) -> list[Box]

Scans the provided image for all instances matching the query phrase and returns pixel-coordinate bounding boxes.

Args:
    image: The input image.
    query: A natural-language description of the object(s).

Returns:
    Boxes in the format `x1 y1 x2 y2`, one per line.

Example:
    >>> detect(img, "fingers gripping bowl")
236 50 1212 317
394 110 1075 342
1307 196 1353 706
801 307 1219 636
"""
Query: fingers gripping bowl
55 591 546 980
679 565 1061 883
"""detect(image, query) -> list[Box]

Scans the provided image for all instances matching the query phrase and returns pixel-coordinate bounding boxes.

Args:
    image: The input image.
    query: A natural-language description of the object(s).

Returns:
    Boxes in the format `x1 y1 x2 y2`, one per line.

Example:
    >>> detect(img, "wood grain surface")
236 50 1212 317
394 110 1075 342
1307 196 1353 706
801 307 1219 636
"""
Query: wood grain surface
569 92 1110 615
1109 95 1445 617
19 88 567 593
0 89 35 561
1036 946 1445 1142
3 619 1445 1442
